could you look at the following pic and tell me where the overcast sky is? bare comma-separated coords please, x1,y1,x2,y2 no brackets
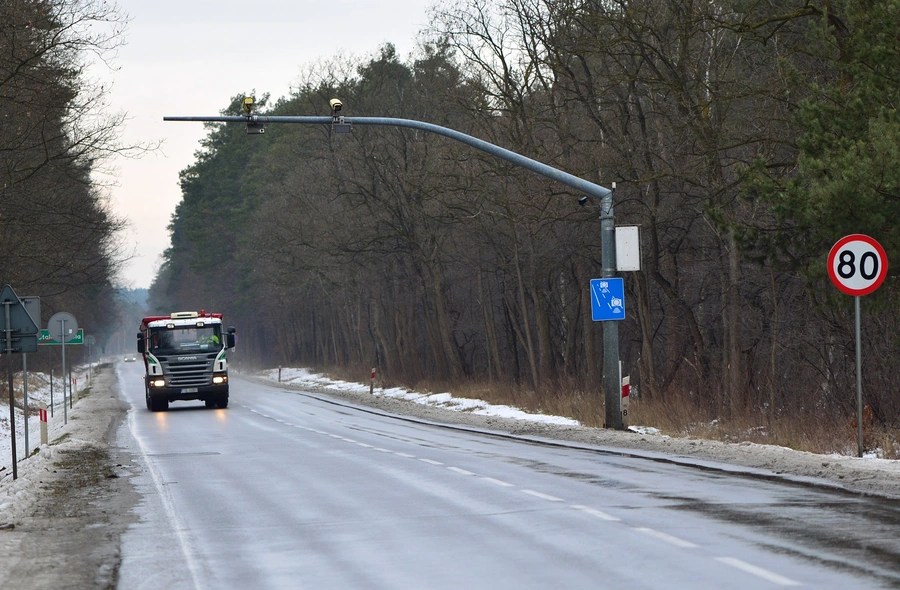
102,0,431,289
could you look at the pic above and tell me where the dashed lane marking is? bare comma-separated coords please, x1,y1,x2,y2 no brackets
635,527,698,549
521,489,564,502
571,505,620,521
715,557,801,587
482,477,515,487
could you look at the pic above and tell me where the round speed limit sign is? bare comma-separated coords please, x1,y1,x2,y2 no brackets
827,234,889,296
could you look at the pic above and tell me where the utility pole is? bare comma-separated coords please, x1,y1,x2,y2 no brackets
165,107,626,428
600,185,622,429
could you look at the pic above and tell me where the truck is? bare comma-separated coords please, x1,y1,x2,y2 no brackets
137,311,236,411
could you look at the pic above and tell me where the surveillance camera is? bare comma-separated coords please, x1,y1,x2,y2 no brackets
578,196,589,206
242,96,255,115
329,98,343,113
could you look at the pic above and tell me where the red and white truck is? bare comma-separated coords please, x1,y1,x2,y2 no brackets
137,311,236,411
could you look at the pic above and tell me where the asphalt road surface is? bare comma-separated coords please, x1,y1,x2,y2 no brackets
115,363,900,589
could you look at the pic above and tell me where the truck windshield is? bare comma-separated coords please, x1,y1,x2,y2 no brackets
149,325,222,355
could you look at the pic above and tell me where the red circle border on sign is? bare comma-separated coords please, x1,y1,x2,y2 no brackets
827,234,889,296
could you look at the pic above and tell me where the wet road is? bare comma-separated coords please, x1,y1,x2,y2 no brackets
115,364,900,589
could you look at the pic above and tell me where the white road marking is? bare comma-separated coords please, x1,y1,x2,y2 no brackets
419,458,444,465
521,489,564,502
127,412,205,590
373,447,392,453
395,452,416,458
635,527,698,548
571,505,621,521
447,467,475,475
716,557,801,587
356,443,373,448
482,477,515,488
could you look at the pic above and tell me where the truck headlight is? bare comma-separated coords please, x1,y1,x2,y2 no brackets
151,379,166,387
212,376,227,384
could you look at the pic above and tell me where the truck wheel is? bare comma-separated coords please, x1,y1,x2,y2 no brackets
145,389,153,411
217,395,229,409
150,397,168,412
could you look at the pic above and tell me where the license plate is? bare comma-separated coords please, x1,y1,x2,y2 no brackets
181,387,198,393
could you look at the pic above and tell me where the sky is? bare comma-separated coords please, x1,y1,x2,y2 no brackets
100,0,432,289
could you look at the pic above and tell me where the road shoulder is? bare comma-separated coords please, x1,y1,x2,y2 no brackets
0,364,138,590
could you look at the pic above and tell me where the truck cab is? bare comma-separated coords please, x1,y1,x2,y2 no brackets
137,311,236,411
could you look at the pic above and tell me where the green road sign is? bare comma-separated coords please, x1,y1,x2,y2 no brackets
38,328,84,345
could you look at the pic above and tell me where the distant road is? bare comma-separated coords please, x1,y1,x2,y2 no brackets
115,364,900,589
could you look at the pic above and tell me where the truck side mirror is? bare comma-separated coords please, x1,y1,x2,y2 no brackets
226,333,236,349
137,332,145,354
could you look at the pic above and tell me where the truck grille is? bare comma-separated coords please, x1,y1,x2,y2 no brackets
158,353,217,387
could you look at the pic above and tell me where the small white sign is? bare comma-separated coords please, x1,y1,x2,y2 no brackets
616,226,641,271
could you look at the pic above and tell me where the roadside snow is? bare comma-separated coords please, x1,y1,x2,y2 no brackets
0,365,96,480
256,367,900,499
263,367,580,425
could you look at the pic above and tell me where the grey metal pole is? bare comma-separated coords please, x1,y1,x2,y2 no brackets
23,353,28,457
61,319,67,425
855,296,863,457
163,115,614,203
5,301,17,479
165,113,622,426
601,185,623,429
49,346,54,418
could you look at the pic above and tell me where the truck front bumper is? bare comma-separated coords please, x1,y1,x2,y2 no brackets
146,376,228,402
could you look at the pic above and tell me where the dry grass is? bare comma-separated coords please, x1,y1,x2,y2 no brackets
314,365,899,458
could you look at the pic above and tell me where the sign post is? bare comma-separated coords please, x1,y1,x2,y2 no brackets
827,234,889,457
20,296,39,458
47,312,79,425
0,285,40,479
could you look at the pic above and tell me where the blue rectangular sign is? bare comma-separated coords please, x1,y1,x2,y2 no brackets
590,278,625,321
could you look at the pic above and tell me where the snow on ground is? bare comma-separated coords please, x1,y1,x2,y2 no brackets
4,363,897,501
262,367,581,425
257,367,900,499
0,364,97,478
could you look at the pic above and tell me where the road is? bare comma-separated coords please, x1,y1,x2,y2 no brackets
114,362,900,589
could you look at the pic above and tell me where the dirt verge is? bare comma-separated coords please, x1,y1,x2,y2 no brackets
0,364,138,590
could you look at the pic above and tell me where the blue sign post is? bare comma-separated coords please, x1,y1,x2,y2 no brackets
590,278,625,321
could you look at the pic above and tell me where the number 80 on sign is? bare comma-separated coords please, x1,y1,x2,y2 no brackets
827,234,889,296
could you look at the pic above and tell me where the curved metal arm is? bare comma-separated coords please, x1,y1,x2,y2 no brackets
163,115,612,200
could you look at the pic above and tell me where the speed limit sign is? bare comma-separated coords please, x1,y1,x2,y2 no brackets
827,234,888,296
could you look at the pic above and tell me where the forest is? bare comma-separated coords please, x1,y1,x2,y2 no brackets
0,0,130,369
147,0,899,453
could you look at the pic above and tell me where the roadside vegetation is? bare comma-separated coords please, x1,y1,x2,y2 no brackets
141,0,896,458
0,0,137,371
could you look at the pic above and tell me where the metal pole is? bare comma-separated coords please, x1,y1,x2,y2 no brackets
61,319,67,425
165,113,622,425
5,301,17,479
855,296,863,457
49,346,54,418
164,115,614,203
23,352,28,457
601,185,622,429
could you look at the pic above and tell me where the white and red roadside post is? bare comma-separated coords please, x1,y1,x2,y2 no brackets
618,360,630,428
827,234,889,457
39,402,48,446
370,368,376,395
